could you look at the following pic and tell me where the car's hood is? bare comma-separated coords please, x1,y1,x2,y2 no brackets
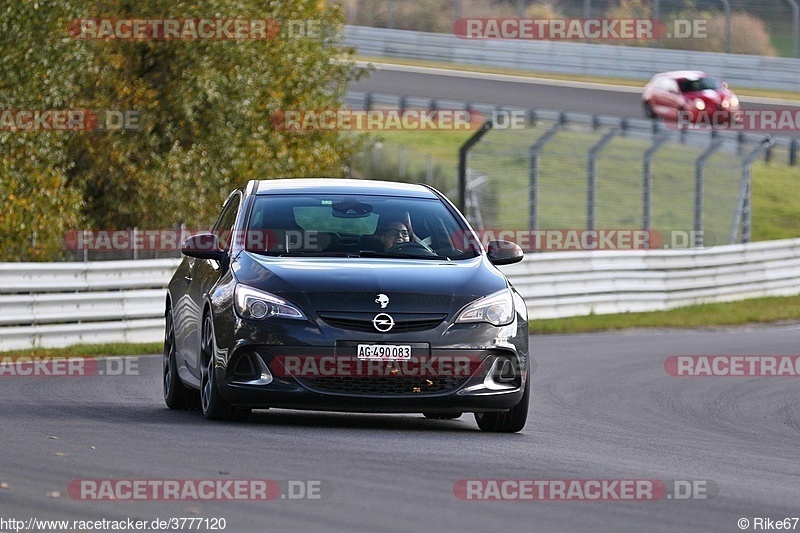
683,88,733,106
232,252,508,314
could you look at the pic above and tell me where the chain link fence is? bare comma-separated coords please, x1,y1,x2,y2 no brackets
345,94,786,250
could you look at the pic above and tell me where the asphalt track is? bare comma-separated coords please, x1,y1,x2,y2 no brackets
1,325,798,532
350,63,800,117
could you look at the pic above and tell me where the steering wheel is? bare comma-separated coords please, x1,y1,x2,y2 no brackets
385,242,437,256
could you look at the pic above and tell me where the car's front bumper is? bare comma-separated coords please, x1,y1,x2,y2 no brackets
214,345,528,413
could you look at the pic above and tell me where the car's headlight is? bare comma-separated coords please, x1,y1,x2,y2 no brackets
455,289,514,326
234,284,305,320
694,99,706,111
730,95,739,107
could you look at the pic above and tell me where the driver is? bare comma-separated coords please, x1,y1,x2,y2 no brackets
377,220,410,251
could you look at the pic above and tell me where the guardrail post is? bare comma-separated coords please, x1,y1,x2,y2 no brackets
643,133,670,236
527,109,537,127
587,129,621,232
457,121,493,213
731,137,773,244
528,122,565,233
364,93,372,112
790,138,798,166
694,140,723,247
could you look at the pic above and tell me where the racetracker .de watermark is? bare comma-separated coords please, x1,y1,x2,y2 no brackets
271,109,485,131
68,18,325,40
0,357,139,377
453,18,707,40
0,110,138,131
272,355,484,378
665,355,800,377
672,109,800,131
461,230,712,251
68,479,331,500
453,479,718,500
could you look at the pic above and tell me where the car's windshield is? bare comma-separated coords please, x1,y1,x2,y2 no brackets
678,77,720,92
244,193,481,260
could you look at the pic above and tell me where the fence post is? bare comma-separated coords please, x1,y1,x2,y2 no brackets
731,137,774,244
643,133,670,236
785,0,799,58
398,146,406,179
528,122,564,233
694,139,723,247
720,0,731,53
425,154,433,185
457,121,493,213
587,129,621,232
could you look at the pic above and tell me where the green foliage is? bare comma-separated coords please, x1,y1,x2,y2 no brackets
1,0,365,260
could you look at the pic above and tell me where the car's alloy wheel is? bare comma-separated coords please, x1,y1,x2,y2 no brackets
474,377,529,433
200,313,250,422
163,309,199,409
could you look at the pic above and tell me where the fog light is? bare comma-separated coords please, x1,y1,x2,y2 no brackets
496,359,516,383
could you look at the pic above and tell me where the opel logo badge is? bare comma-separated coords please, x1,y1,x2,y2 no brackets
372,313,394,332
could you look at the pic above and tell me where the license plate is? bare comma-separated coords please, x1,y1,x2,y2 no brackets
357,344,411,360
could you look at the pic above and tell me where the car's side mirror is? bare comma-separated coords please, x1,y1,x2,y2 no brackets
181,233,227,262
486,240,524,266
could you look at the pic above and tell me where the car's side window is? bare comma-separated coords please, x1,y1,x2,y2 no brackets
213,193,241,251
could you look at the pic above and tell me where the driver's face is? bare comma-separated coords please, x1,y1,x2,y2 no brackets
380,222,410,250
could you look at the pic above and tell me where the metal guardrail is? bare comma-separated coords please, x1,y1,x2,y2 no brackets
0,260,179,351
502,238,800,319
3,240,800,350
344,25,800,92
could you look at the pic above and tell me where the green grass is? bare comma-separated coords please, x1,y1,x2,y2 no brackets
0,343,162,358
356,56,800,102
530,294,800,334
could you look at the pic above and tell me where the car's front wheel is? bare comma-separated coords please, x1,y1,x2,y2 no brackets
200,313,251,422
474,377,529,433
163,308,199,410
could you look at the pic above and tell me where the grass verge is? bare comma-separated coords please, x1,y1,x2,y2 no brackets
0,343,162,359
530,294,800,334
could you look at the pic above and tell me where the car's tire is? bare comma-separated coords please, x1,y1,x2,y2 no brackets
474,377,529,433
643,101,656,119
163,308,200,410
423,412,463,420
200,313,251,422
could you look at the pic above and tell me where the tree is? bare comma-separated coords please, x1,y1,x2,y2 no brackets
0,0,365,261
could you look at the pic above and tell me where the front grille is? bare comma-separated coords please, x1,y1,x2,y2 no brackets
297,376,468,395
317,312,447,333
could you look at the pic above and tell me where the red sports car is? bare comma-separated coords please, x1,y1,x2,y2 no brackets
642,70,741,124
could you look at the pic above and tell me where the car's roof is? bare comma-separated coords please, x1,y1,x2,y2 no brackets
654,70,708,81
254,178,439,198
